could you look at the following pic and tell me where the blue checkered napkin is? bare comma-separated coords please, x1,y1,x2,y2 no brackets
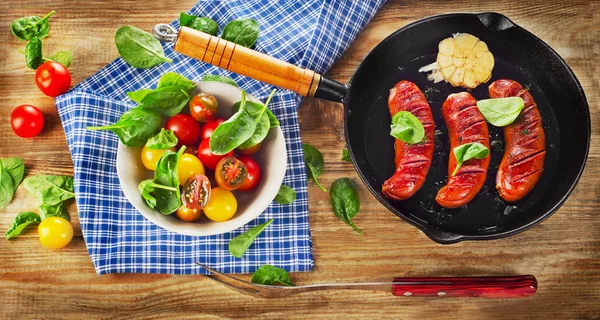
55,0,384,275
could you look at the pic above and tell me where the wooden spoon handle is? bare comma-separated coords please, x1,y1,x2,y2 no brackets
174,26,322,97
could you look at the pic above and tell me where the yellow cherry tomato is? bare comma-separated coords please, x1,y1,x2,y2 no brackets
178,153,205,186
203,187,237,222
141,145,175,170
38,217,73,249
176,206,203,222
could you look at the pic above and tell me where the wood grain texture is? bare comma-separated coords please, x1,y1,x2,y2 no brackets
1,0,599,319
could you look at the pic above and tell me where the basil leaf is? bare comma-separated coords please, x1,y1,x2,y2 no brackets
157,72,197,93
115,26,172,69
452,142,490,176
0,161,15,210
39,202,69,221
87,107,162,147
5,212,40,240
1,158,25,188
274,185,296,205
179,12,218,36
222,18,260,48
210,91,258,155
138,179,157,208
46,50,73,68
330,178,363,235
342,149,351,162
127,89,153,103
251,265,294,286
202,74,238,87
146,129,178,149
477,97,525,127
154,147,186,214
139,87,191,117
25,37,43,70
390,111,424,144
10,11,54,41
302,143,327,192
228,219,273,258
23,175,74,206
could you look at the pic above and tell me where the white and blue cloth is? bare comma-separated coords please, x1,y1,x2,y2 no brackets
55,0,385,275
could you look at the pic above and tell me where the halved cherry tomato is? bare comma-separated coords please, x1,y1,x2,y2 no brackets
181,174,211,210
35,61,71,97
237,142,262,156
165,114,201,146
237,156,261,191
200,118,225,140
197,138,233,170
141,145,175,170
11,104,44,138
204,187,237,222
178,154,205,186
38,216,73,249
190,93,219,122
176,206,202,222
215,157,248,191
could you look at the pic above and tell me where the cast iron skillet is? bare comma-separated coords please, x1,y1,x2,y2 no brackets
162,12,590,244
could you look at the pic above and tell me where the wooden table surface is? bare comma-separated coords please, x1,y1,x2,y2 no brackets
1,0,599,319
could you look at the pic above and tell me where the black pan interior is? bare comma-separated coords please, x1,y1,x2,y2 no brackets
345,13,590,243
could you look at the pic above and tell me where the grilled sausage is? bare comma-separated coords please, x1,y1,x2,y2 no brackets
489,79,546,202
382,81,435,200
436,92,490,208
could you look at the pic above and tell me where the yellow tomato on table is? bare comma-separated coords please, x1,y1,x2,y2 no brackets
141,145,175,171
38,217,73,249
203,187,237,222
178,154,205,185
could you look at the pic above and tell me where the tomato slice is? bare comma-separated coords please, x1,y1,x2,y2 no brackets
215,157,248,191
181,174,211,210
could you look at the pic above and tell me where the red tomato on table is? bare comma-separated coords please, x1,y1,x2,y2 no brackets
165,114,201,146
11,104,44,138
35,61,71,97
237,155,262,191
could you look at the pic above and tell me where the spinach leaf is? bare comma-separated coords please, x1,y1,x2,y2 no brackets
10,11,54,41
146,129,178,149
274,185,296,205
228,219,274,258
302,143,327,192
127,89,153,103
233,101,279,128
342,148,351,162
251,265,294,286
46,50,73,68
222,18,260,48
138,179,177,209
390,111,424,144
23,175,75,206
87,107,162,147
477,97,525,127
39,202,69,221
452,142,490,176
25,37,43,70
115,26,173,69
238,90,275,149
0,161,15,210
157,72,197,93
154,147,186,214
5,212,41,240
210,91,258,155
202,74,238,87
139,87,191,117
1,158,25,188
330,178,363,235
179,12,219,36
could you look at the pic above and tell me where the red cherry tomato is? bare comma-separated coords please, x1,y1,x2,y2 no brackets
165,114,201,146
190,93,219,122
237,142,262,156
197,138,233,170
215,157,248,191
35,61,71,97
181,174,211,210
200,118,225,140
11,105,44,138
237,156,262,191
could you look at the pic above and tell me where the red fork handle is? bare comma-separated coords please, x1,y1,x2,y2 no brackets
392,275,537,298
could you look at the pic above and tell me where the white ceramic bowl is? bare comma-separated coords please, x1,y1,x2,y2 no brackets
117,82,287,236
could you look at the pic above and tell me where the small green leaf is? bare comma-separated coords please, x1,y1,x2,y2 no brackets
179,13,219,36
1,158,25,188
228,219,273,258
139,87,191,117
10,11,55,41
0,161,15,211
341,148,351,162
302,143,327,192
39,202,70,221
251,265,294,286
25,37,43,70
390,111,425,144
115,25,172,69
477,97,525,127
330,178,363,235
274,185,296,205
127,89,153,103
452,142,490,176
146,129,178,149
154,147,186,214
210,91,258,155
157,72,197,93
87,107,162,147
23,175,75,206
46,50,73,68
5,212,40,240
222,18,260,48
202,74,238,87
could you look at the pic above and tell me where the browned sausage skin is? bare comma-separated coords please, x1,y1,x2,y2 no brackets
382,81,435,200
489,79,546,202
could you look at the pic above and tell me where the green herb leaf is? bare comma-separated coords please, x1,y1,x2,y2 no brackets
179,12,219,36
228,219,274,258
115,25,173,69
302,143,327,192
23,175,74,206
5,212,40,240
157,72,197,93
127,89,153,103
222,18,260,48
1,158,25,188
87,107,162,147
146,129,178,149
274,185,296,205
0,161,15,210
154,147,186,214
39,202,69,221
10,11,55,41
201,74,238,87
138,179,182,209
452,142,490,176
341,149,351,162
210,91,258,155
139,87,191,117
477,97,525,127
390,111,425,144
330,178,363,235
235,90,276,149
46,50,73,68
251,265,294,286
25,37,43,70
